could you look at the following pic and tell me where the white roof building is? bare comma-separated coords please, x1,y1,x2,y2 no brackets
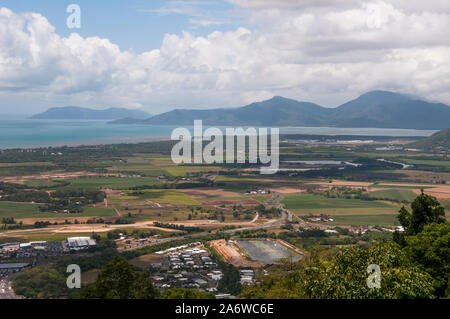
67,237,97,250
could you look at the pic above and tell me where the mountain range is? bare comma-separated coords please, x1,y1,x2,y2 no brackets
110,91,450,130
31,106,150,120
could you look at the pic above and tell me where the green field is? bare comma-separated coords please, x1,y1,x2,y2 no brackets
368,189,417,202
132,189,201,206
109,166,170,177
0,202,116,219
283,194,395,209
0,202,41,219
0,231,109,243
399,158,450,167
62,177,162,190
24,180,64,188
320,214,399,226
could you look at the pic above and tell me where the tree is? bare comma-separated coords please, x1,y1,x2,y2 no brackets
404,222,450,297
12,266,70,299
81,256,158,299
159,288,215,299
240,242,435,299
396,190,445,240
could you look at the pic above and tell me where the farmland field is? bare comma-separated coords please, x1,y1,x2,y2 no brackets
131,189,201,206
368,189,417,202
282,194,399,214
62,177,162,190
0,202,116,219
318,214,399,226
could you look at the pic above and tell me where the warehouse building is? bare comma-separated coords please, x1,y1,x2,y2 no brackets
67,237,97,250
0,263,29,274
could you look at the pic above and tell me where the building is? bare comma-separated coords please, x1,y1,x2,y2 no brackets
0,263,29,274
67,237,97,250
0,243,20,252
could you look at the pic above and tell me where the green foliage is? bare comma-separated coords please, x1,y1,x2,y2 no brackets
405,222,450,297
396,190,446,240
159,288,215,299
153,222,203,233
81,256,158,299
12,266,70,299
1,216,16,224
240,242,435,299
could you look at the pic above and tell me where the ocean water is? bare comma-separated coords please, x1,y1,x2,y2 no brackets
0,119,437,149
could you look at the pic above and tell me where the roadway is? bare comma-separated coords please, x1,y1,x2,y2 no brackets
0,277,22,299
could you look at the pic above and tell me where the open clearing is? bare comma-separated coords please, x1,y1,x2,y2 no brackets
269,187,304,194
0,202,116,220
210,239,265,268
368,189,417,202
134,189,201,206
319,214,399,226
0,222,180,242
177,188,243,199
236,239,303,263
282,194,398,213
0,171,105,184
129,253,164,268
415,185,450,199
62,177,162,190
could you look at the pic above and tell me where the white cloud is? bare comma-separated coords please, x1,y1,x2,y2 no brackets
1,1,450,114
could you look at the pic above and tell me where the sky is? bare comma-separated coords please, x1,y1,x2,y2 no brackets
1,0,450,115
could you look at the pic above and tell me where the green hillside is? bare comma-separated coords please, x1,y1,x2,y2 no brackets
410,128,450,149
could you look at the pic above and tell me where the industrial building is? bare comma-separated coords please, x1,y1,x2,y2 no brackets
67,237,97,250
0,263,29,274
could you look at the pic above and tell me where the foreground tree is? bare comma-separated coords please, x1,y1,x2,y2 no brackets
305,242,434,299
397,190,446,236
12,266,70,299
81,256,158,299
404,222,450,297
159,288,215,299
240,243,435,299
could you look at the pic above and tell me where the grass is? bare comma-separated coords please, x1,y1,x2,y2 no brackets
108,167,169,177
399,158,450,168
368,189,417,202
251,195,271,203
369,184,432,189
0,231,108,243
24,180,64,188
163,166,187,177
62,177,162,190
133,189,201,206
319,214,399,226
283,194,396,210
0,202,116,219
0,202,41,219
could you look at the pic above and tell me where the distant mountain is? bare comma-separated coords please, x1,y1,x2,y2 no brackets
31,106,150,120
409,128,450,149
328,91,450,129
136,97,329,126
109,91,450,130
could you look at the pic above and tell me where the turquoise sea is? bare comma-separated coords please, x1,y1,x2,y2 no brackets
0,118,437,149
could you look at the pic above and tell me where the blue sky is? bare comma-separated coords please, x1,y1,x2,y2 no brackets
0,0,243,52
